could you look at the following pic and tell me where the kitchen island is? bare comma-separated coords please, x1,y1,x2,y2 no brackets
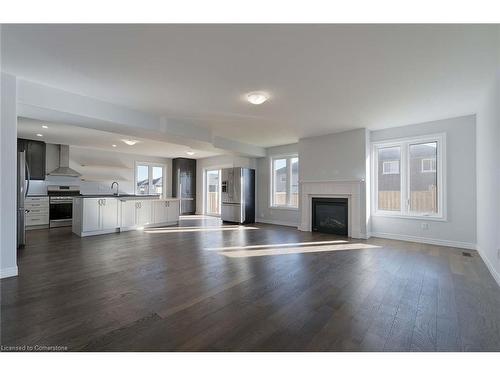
72,195,182,237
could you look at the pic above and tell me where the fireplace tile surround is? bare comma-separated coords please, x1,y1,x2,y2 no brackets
298,179,368,239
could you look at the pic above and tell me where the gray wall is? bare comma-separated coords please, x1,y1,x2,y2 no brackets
299,128,368,182
1,73,18,278
370,115,477,248
477,73,500,283
256,143,299,226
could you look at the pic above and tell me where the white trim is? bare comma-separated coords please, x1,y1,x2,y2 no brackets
371,132,446,220
382,160,400,175
256,218,298,227
370,232,476,250
476,247,500,287
421,158,436,173
0,266,19,279
371,212,448,222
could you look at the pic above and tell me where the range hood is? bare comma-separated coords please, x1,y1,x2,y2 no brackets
48,145,81,177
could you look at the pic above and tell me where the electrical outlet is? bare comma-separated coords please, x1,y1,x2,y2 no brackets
421,222,430,230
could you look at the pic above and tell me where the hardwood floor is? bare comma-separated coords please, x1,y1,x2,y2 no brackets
1,216,500,351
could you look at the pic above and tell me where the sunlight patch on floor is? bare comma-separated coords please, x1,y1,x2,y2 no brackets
217,243,381,258
144,225,257,234
179,215,220,220
205,240,349,251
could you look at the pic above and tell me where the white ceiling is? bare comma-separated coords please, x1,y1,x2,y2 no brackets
17,117,221,159
3,24,499,147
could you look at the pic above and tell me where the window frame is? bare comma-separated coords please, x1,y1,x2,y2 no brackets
269,154,299,210
421,158,437,173
382,160,400,175
134,161,166,198
371,133,446,221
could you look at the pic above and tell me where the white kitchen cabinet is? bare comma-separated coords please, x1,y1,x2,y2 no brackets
25,196,49,228
153,200,168,223
82,198,101,232
136,200,152,226
100,198,118,229
166,200,180,222
120,200,137,227
153,200,180,224
74,197,119,236
75,197,180,237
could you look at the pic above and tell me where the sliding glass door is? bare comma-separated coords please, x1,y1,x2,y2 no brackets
205,169,221,216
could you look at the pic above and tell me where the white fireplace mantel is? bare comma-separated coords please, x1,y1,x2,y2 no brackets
298,179,367,239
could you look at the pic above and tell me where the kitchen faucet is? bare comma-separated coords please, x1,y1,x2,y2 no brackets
111,181,119,196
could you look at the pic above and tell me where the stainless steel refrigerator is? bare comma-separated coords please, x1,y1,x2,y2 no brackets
17,151,30,247
221,167,255,224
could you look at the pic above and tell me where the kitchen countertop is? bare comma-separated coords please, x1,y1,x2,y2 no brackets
74,195,193,201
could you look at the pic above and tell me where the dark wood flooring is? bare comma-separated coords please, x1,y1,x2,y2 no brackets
1,216,500,351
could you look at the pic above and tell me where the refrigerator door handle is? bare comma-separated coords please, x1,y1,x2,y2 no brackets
25,162,31,197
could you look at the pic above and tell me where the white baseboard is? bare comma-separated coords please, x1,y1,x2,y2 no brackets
256,218,298,228
370,232,477,250
476,246,500,287
0,266,18,279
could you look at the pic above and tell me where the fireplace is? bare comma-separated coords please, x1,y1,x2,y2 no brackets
312,197,348,236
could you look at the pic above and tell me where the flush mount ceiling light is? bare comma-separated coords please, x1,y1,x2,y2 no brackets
121,139,139,146
36,133,43,137
112,144,117,148
246,91,269,105
42,125,48,129
186,151,195,156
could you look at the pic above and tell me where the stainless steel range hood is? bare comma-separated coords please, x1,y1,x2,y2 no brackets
48,145,81,177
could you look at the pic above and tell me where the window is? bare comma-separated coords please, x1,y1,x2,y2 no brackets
205,169,221,216
382,160,400,175
271,155,299,208
421,158,436,173
135,162,165,197
372,134,445,219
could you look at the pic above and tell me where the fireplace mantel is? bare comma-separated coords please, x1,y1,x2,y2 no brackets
298,179,367,239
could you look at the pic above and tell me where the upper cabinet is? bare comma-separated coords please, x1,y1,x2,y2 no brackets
172,158,196,215
17,138,46,180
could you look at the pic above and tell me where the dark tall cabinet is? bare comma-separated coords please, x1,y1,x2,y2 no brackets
17,138,46,180
172,158,196,215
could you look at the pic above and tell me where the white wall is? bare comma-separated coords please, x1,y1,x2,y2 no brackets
1,72,18,278
370,115,477,248
196,154,256,215
476,73,500,284
256,143,300,227
28,145,172,197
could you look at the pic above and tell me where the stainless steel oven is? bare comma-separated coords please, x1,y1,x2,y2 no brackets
48,185,80,228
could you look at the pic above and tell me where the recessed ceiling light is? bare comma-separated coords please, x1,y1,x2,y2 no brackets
42,125,48,129
121,139,139,146
112,144,117,148
186,151,195,156
36,133,43,137
246,91,269,105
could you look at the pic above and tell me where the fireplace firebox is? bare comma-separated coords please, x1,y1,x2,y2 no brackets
311,197,348,236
